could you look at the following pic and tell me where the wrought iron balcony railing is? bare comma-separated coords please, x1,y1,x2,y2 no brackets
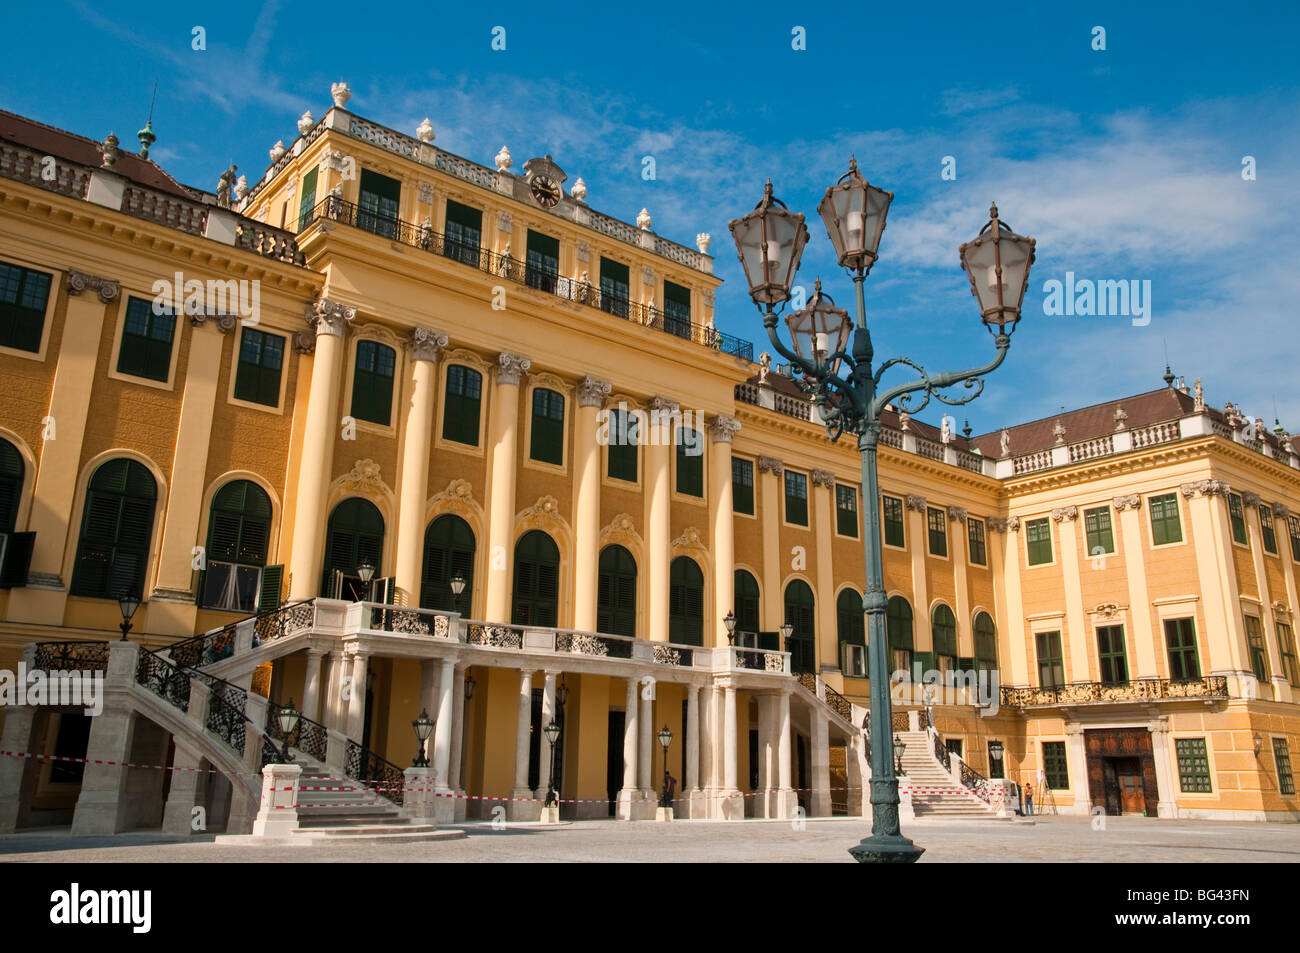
302,196,753,360
1000,676,1230,708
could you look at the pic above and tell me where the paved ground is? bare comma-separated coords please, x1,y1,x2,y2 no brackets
3,815,1300,862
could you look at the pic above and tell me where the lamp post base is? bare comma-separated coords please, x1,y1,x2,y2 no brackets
848,833,924,864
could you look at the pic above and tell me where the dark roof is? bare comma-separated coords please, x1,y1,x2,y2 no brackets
0,109,199,199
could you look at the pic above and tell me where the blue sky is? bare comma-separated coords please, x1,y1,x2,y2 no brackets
4,0,1298,435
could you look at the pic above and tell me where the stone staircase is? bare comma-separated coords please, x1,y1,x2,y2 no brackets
896,730,1000,819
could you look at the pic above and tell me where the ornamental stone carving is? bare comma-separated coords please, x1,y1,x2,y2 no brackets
999,428,1011,457
269,140,286,162
100,132,121,168
702,289,715,308
946,506,968,523
576,241,590,263
340,459,386,494
988,517,1020,533
1241,491,1261,507
601,513,639,537
1053,420,1067,445
1051,506,1078,523
298,111,315,135
642,266,655,287
494,146,512,172
191,313,237,333
498,212,513,233
1193,378,1205,412
293,329,316,355
898,411,911,432
904,494,927,512
1181,480,1230,499
1272,502,1291,519
521,495,561,520
637,208,652,230
410,327,449,363
707,414,742,443
1112,494,1142,511
66,269,119,302
672,527,704,550
811,469,835,489
1094,603,1122,619
495,351,531,385
648,396,680,416
1113,405,1128,431
577,376,612,408
417,183,433,204
757,456,783,476
331,81,351,107
310,298,357,336
431,478,475,505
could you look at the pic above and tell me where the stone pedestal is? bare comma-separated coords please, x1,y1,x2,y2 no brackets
717,789,744,820
655,807,674,822
540,805,561,824
161,742,207,835
251,763,303,838
402,766,436,824
0,704,38,833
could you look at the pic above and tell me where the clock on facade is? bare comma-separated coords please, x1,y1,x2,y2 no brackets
530,175,562,208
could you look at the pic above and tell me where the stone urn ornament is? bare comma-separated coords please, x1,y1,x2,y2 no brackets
416,118,435,143
637,208,652,230
495,146,512,172
696,233,711,253
269,140,286,162
571,177,587,201
331,82,351,108
297,111,314,135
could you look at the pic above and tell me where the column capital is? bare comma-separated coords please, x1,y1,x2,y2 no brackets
1272,502,1291,519
66,268,119,302
947,505,969,523
1240,490,1262,507
904,494,927,512
495,351,531,385
1050,505,1078,523
756,455,783,476
810,469,835,489
1180,479,1231,499
410,327,449,362
707,413,742,443
309,297,356,336
648,395,680,416
1112,494,1142,511
577,375,612,408
988,516,1020,533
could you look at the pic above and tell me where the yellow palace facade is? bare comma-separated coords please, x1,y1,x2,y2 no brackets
1,89,1299,834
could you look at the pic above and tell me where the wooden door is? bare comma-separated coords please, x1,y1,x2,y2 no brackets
1118,758,1145,814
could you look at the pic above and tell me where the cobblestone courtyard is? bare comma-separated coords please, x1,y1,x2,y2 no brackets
2,815,1298,863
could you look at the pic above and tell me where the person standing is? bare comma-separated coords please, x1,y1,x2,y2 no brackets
1024,780,1035,816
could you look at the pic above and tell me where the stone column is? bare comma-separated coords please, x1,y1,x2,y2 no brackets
776,689,796,818
449,665,468,821
757,693,773,815
346,652,369,741
1184,484,1248,677
510,668,536,819
758,458,784,631
573,377,611,632
638,679,654,799
685,683,701,811
812,470,837,669
288,299,356,600
321,650,346,732
811,710,831,818
432,659,456,787
1148,719,1178,818
1242,495,1283,694
949,507,972,690
1114,496,1158,677
645,397,676,642
484,352,531,622
990,518,1028,686
0,702,38,833
617,676,640,819
394,328,448,606
301,649,324,724
419,660,438,723
699,682,717,811
905,495,931,687
1065,724,1090,815
537,671,558,799
1054,507,1089,683
720,679,741,818
708,415,741,644
161,741,207,835
70,641,140,835
8,271,117,624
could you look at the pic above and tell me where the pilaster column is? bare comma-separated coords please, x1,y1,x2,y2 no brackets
905,496,930,671
757,693,773,813
1183,483,1248,676
685,683,700,793
432,659,456,788
811,710,831,818
638,679,654,793
288,299,356,599
301,649,323,724
537,671,558,797
1114,495,1158,677
1148,718,1178,818
617,676,640,819
1242,495,1283,690
949,507,972,670
485,352,531,622
708,415,741,645
573,377,611,631
812,470,836,669
757,457,784,631
346,651,369,740
776,689,794,818
511,668,535,799
8,271,117,624
449,665,467,792
1065,723,1090,814
1053,506,1088,683
720,680,740,818
394,328,448,606
646,397,677,642
990,518,1028,686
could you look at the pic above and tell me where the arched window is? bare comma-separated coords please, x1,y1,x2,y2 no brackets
70,459,157,599
421,515,475,611
530,388,565,466
887,596,914,679
351,340,396,426
784,579,816,674
932,604,957,674
597,545,637,637
837,588,866,677
322,498,384,600
669,556,704,645
513,530,559,627
200,480,279,612
734,569,760,634
974,612,998,678
0,437,23,533
442,365,482,446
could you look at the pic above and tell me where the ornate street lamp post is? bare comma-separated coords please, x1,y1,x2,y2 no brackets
117,592,141,641
276,698,301,764
543,721,561,807
657,724,674,808
356,562,375,602
723,611,737,646
729,160,1035,864
450,574,467,614
412,708,435,767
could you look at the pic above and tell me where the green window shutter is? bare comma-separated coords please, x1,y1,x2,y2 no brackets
258,564,284,611
1149,493,1182,545
932,604,957,659
512,531,559,627
1176,738,1212,792
836,589,865,650
70,459,157,599
967,518,987,564
529,388,565,465
1042,742,1069,789
676,430,703,496
882,495,905,547
442,365,482,446
1246,616,1269,681
351,340,396,426
1026,517,1052,564
1260,506,1277,553
1164,617,1201,680
298,167,318,230
1228,494,1248,545
233,328,285,407
0,261,52,353
607,410,638,481
444,200,483,264
321,499,385,592
732,458,754,514
598,546,637,637
669,557,704,645
0,437,25,533
1097,625,1129,684
664,281,691,337
525,230,560,292
1036,631,1064,688
974,613,998,675
927,507,948,557
420,514,475,610
358,170,401,237
734,570,760,633
117,297,176,382
599,257,630,317
0,531,35,588
1084,506,1114,555
836,485,858,537
785,471,808,525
